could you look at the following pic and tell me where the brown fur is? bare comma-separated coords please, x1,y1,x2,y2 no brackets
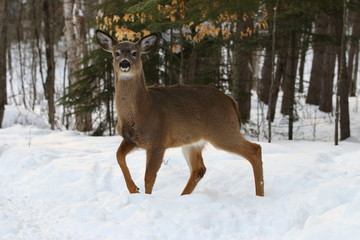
96,30,264,196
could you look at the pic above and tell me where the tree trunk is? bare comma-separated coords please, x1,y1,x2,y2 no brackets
287,25,298,140
64,0,92,131
267,0,279,142
336,6,350,140
306,11,328,105
232,13,253,122
74,0,92,131
64,0,79,129
43,0,56,129
7,44,17,105
187,49,197,84
252,49,261,91
0,0,8,128
179,27,185,84
319,44,336,112
33,0,45,107
31,38,37,110
339,66,350,140
166,28,176,85
348,10,360,96
280,32,298,117
351,47,359,96
267,47,287,122
298,32,310,93
17,2,26,108
62,52,69,129
259,46,272,104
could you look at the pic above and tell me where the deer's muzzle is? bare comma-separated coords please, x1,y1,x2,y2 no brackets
120,60,130,72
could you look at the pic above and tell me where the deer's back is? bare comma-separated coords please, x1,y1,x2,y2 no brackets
147,84,241,147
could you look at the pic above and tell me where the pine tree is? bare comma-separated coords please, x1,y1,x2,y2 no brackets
59,49,115,136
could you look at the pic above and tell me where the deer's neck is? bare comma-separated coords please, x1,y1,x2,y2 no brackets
115,71,149,123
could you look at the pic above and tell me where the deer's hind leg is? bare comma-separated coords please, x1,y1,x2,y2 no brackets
210,134,264,197
181,144,206,195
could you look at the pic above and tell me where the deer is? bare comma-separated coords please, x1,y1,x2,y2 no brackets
95,29,264,197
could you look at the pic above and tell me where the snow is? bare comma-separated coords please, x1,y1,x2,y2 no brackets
1,123,360,239
2,50,360,239
1,105,49,129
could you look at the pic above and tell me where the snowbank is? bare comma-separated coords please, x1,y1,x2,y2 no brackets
2,105,49,129
1,125,360,239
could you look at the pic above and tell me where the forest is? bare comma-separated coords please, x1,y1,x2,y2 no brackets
0,0,359,143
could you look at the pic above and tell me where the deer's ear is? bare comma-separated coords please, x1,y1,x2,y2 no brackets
137,33,158,54
95,30,117,52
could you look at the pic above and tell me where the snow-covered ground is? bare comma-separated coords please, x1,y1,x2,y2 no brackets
1,112,360,239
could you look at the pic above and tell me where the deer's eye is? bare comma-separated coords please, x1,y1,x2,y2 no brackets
115,52,120,57
132,51,137,57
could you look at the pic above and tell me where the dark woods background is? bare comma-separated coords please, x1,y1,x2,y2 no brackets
0,0,359,142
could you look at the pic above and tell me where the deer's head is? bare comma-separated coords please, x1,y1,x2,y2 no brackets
96,30,158,80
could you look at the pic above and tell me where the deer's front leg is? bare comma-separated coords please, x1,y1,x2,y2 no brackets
144,148,165,194
116,139,139,193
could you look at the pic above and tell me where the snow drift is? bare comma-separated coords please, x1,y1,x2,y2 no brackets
1,125,360,240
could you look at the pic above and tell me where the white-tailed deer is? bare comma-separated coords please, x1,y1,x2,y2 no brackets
95,30,264,196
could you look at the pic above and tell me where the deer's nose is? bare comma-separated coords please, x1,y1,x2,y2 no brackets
120,60,130,71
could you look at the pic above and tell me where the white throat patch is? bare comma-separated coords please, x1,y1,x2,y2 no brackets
119,72,134,81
